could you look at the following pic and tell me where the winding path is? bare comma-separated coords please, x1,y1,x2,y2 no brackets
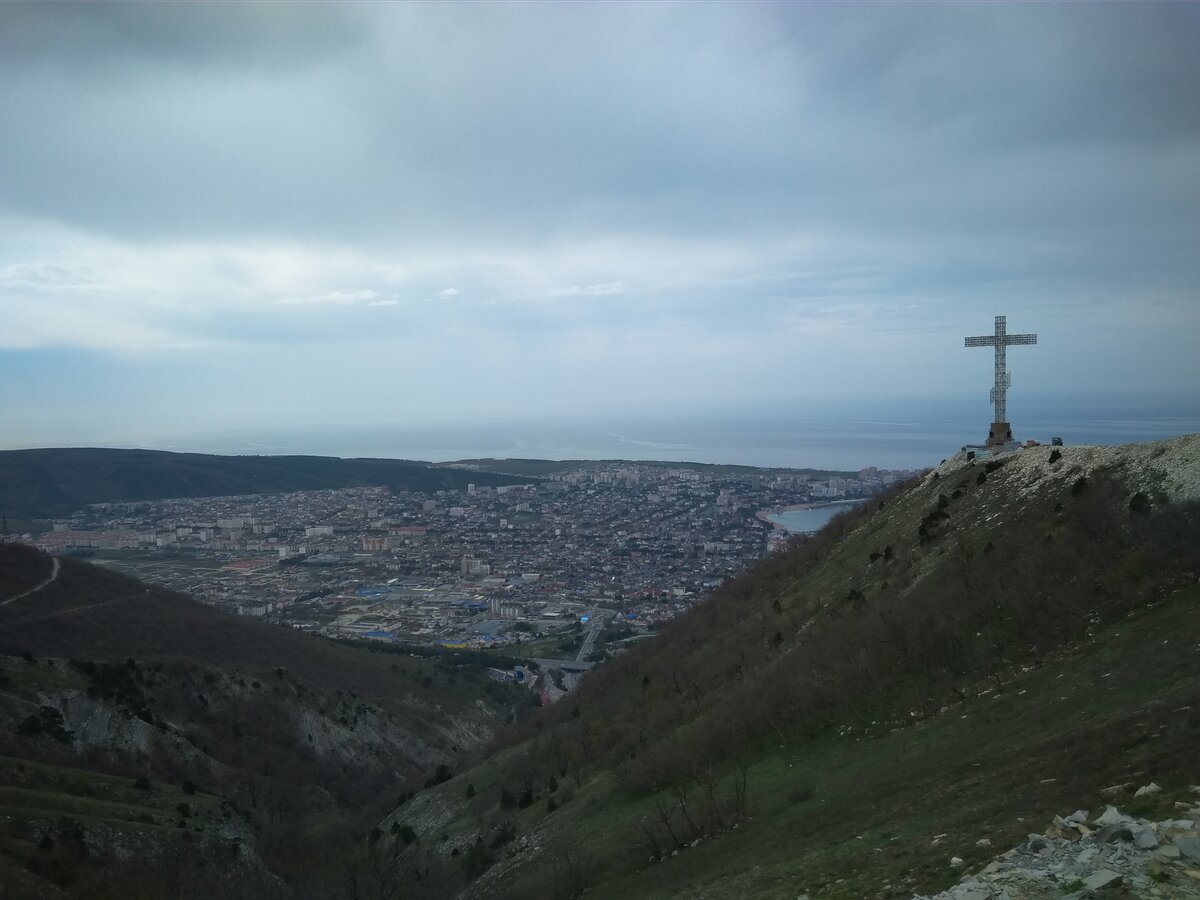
1,556,60,607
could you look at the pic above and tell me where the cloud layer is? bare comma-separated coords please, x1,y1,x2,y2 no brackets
1,2,1197,448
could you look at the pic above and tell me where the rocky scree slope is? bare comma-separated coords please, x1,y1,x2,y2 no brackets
920,784,1200,899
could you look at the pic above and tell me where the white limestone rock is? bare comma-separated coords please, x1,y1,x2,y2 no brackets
1082,868,1123,892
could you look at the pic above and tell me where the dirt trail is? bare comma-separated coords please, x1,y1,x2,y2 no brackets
0,556,60,607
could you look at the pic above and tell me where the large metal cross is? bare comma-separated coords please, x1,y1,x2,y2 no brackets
964,315,1037,426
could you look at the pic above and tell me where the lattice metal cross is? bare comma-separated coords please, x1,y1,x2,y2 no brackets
964,315,1037,425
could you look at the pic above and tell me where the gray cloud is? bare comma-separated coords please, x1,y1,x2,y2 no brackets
0,2,1197,445
3,3,1196,251
0,2,367,69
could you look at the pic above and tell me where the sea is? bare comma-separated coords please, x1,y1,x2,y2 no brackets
174,391,1200,474
765,501,865,534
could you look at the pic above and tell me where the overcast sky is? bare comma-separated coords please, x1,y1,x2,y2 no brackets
1,2,1197,451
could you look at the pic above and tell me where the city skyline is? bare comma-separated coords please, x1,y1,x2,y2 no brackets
2,3,1198,450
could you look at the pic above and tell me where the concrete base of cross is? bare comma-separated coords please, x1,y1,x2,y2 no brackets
986,421,1014,448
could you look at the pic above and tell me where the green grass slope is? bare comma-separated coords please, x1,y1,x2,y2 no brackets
0,754,260,900
0,447,540,518
370,435,1200,900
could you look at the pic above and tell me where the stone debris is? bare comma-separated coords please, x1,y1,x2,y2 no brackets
1082,868,1122,891
1134,829,1159,850
930,434,1200,506
1178,837,1200,862
1095,806,1126,827
914,802,1200,899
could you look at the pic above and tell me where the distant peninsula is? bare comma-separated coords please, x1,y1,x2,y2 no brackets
0,448,541,519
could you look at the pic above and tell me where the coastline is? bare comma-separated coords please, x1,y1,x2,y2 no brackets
756,498,864,531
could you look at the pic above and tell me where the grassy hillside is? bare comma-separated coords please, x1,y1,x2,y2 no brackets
0,448,540,518
0,544,529,897
369,435,1200,899
0,753,262,900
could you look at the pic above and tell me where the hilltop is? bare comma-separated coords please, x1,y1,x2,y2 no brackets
0,544,529,897
0,448,540,520
365,434,1200,899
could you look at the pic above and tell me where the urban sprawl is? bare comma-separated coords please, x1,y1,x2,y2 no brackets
29,462,914,694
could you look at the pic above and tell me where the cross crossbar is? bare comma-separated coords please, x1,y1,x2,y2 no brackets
965,334,1037,347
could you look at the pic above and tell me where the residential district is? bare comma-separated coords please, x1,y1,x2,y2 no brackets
26,461,914,696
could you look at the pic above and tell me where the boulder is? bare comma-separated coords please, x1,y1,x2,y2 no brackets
1026,833,1052,852
1093,806,1128,827
1134,782,1162,797
1132,826,1159,849
1082,869,1123,892
1175,836,1200,861
949,889,991,900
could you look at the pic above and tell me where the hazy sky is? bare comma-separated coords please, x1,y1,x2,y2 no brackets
1,2,1198,450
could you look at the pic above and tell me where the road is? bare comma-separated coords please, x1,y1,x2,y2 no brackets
529,610,612,692
1,556,60,607
576,620,602,662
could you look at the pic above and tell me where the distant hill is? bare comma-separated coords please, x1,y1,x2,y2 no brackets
0,447,540,519
0,543,528,896
370,434,1200,899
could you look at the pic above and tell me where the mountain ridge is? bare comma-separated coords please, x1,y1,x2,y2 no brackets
370,433,1200,899
0,447,541,519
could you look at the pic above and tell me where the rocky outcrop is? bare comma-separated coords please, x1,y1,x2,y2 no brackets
918,788,1200,899
930,433,1200,505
